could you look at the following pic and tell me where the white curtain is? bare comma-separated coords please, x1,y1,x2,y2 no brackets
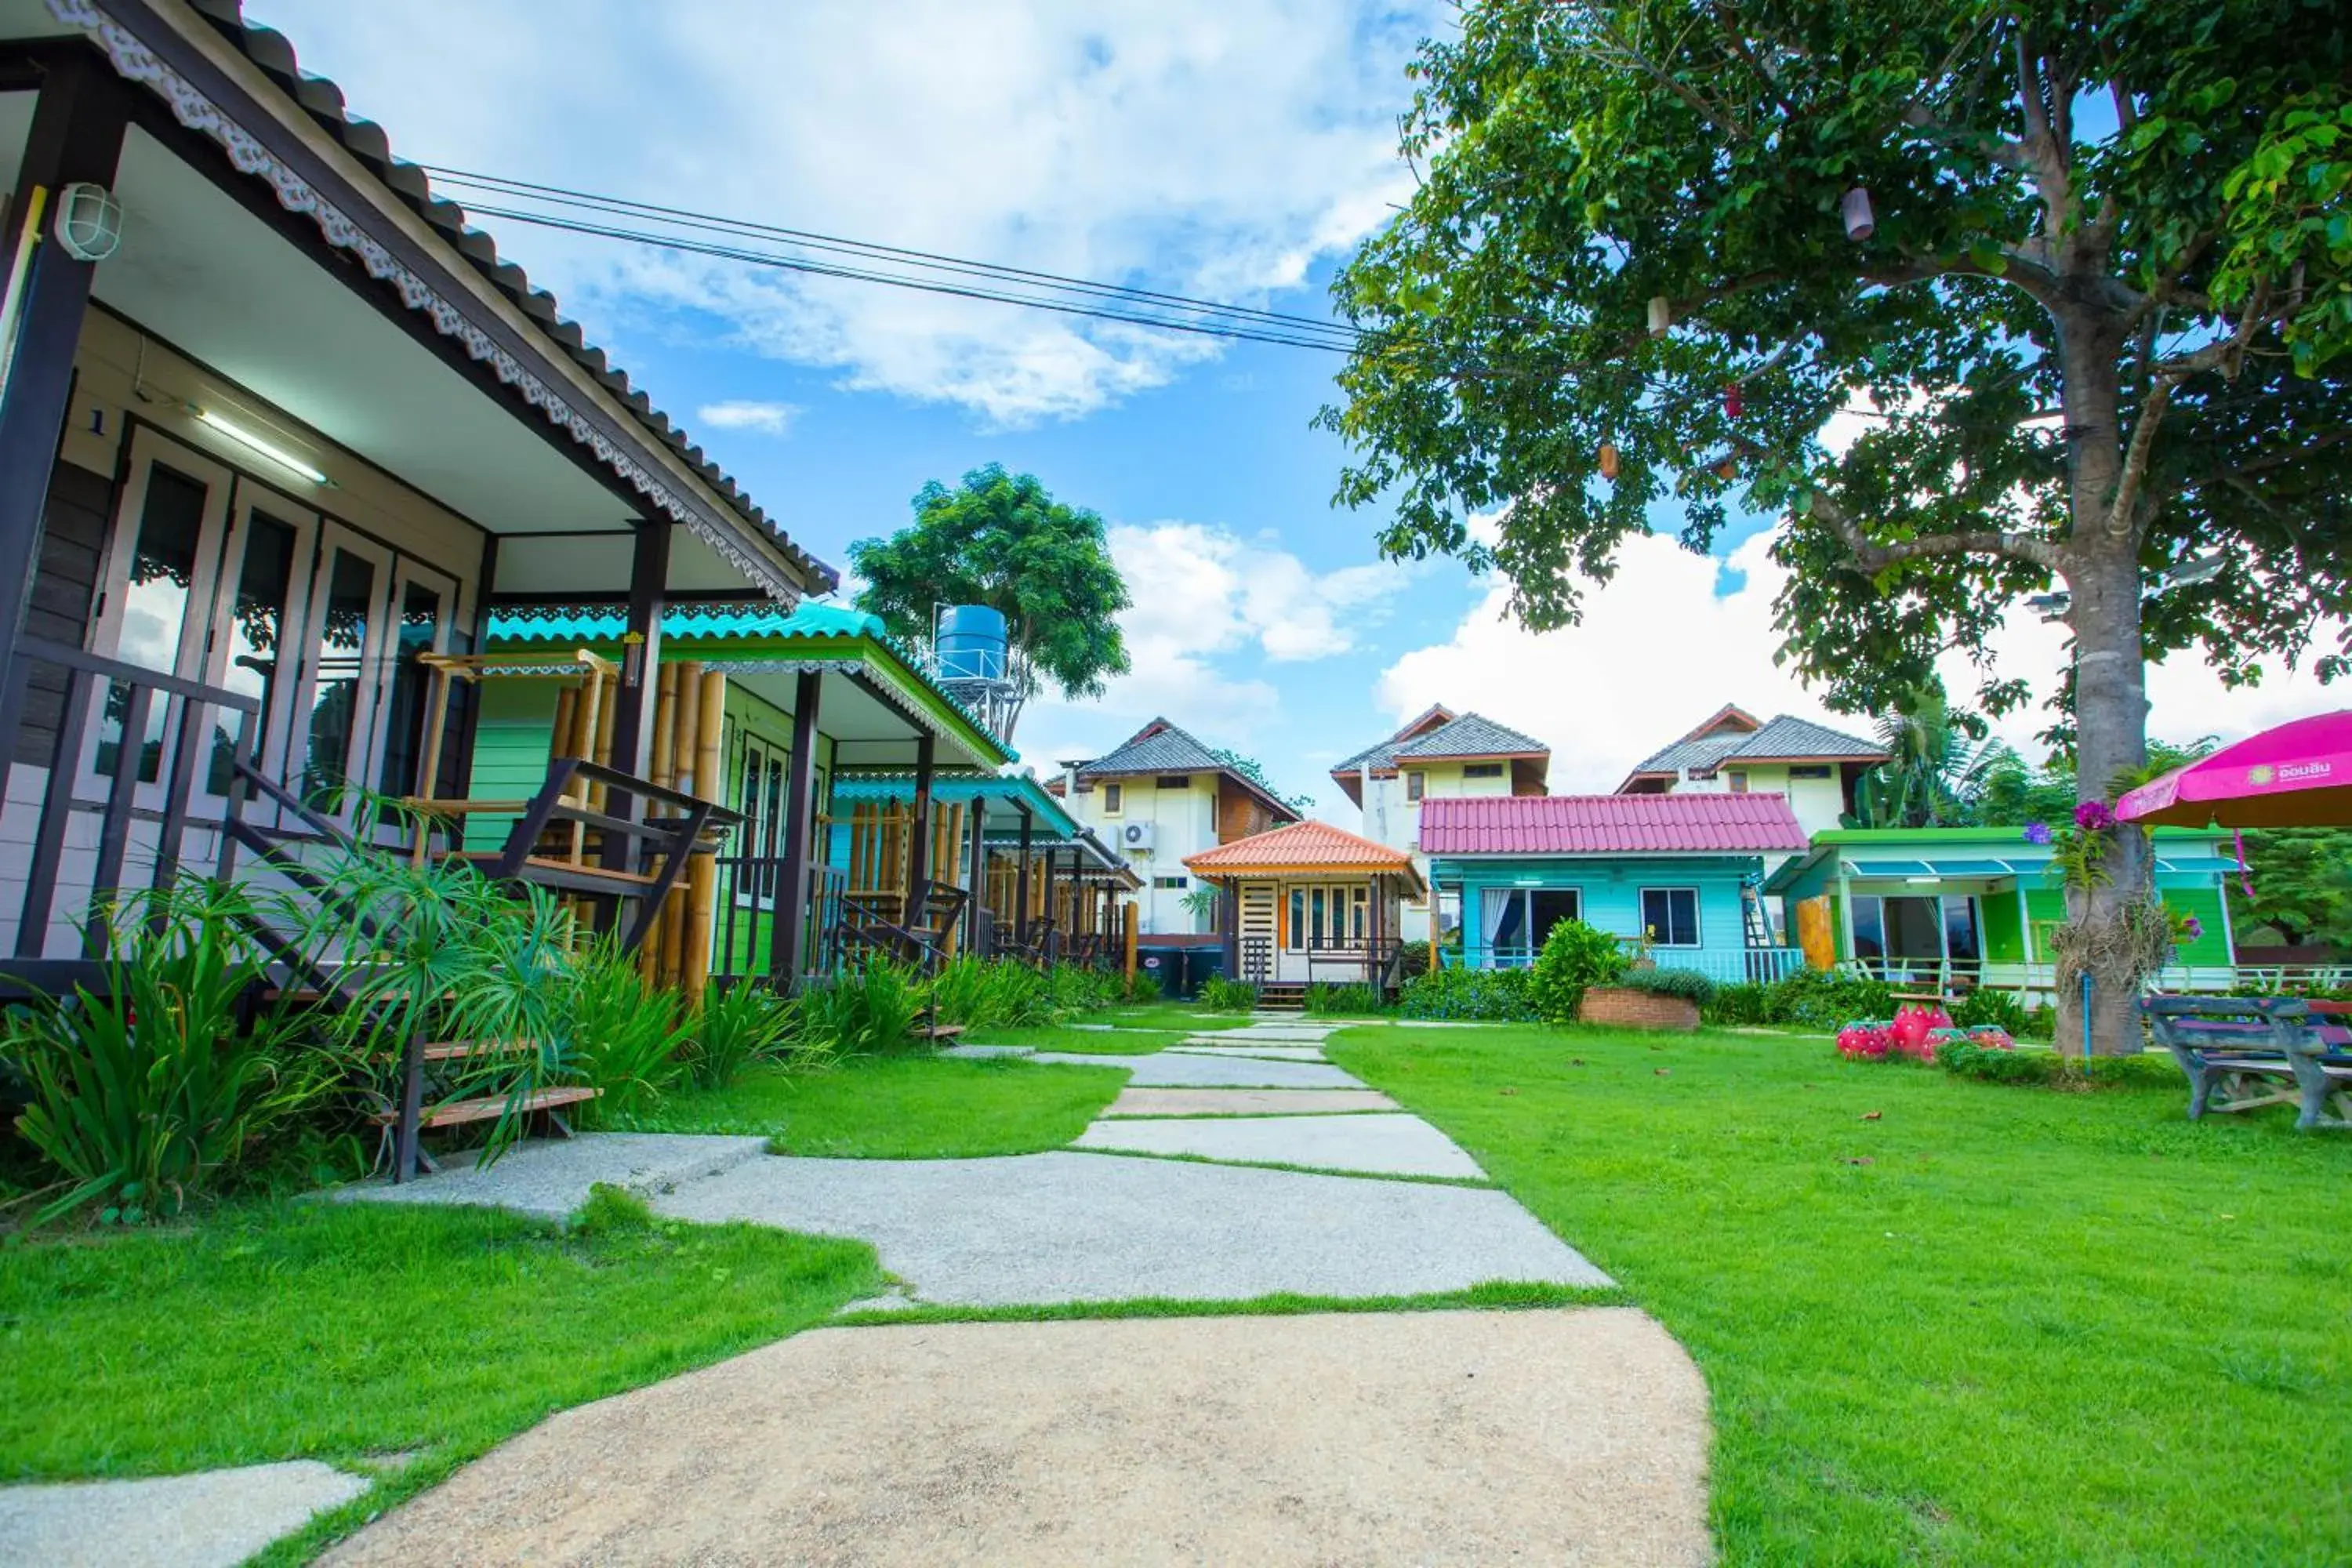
1479,888,1514,956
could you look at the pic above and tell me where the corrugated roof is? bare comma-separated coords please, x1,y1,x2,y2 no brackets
1420,794,1809,855
172,2,835,591
1393,712,1550,762
1185,821,1425,891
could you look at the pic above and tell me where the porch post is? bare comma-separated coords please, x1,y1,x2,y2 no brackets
1370,873,1383,987
1219,880,1239,979
906,731,935,921
608,521,670,779
1041,845,1060,964
0,56,129,764
771,669,822,986
1014,806,1033,948
966,804,987,954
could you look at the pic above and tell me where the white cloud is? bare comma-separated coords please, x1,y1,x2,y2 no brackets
1014,521,1414,780
694,400,801,436
246,0,1436,426
1377,528,2347,792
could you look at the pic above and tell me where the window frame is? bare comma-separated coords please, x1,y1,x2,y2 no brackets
1155,774,1192,789
1102,781,1123,815
1285,881,1370,952
1726,769,1749,794
1461,761,1504,780
1404,769,1425,802
1639,885,1702,948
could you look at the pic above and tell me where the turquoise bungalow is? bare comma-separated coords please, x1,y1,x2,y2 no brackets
1419,795,1809,982
1763,826,2242,997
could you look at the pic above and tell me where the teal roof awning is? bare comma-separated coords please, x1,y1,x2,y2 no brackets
485,601,887,644
1846,855,2024,879
2154,853,2242,876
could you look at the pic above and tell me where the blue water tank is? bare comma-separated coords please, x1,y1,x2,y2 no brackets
936,604,1008,681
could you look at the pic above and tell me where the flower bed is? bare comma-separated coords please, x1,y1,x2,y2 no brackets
1579,984,1701,1030
1835,1003,2017,1064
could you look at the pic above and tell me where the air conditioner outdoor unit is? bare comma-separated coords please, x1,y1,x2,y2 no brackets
1120,821,1156,852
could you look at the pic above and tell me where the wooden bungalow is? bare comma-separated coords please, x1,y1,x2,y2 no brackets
1185,820,1424,1002
0,2,844,1000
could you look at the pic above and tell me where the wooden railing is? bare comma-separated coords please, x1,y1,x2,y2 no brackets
0,637,261,984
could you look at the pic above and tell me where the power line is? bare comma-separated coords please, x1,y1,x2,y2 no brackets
420,164,1366,352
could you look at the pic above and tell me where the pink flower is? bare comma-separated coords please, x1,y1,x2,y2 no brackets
2074,800,2116,833
2182,915,2204,940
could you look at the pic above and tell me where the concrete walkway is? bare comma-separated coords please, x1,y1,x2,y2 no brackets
266,1011,1688,1562
323,1310,1709,1568
0,1461,368,1568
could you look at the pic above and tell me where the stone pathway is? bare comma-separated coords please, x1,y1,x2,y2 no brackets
100,1011,1690,1563
0,1461,368,1568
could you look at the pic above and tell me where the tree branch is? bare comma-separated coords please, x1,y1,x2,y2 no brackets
2110,285,2275,539
1722,434,2065,572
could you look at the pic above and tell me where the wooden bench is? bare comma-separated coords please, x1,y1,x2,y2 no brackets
366,1085,601,1173
2140,995,2352,1132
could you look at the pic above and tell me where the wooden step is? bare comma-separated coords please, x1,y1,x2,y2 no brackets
369,1084,600,1130
419,1040,539,1063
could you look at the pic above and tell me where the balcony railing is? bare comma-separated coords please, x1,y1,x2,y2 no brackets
1481,941,1806,985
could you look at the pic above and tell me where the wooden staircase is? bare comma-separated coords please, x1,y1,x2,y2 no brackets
1257,982,1307,1012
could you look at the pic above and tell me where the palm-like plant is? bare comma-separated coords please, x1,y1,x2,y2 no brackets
1853,684,1998,828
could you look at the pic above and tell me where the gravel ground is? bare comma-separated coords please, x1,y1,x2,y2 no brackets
330,1133,768,1219
1102,1087,1398,1117
0,1461,368,1568
1036,1051,1363,1088
652,1149,1611,1303
322,1309,1708,1568
1075,1112,1487,1180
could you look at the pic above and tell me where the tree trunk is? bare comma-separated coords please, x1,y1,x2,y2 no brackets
2052,318,2153,1058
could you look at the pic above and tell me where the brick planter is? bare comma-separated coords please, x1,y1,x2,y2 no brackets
1577,985,1700,1031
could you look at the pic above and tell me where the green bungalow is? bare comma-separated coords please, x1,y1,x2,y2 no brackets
1764,826,2242,996
453,601,1018,989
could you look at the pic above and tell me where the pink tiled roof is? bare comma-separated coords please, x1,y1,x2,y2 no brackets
1417,793,1809,855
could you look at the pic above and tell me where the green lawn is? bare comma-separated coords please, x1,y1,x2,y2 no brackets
1104,1003,1251,1030
622,1052,1128,1157
0,1194,877,1555
1327,1024,2352,1566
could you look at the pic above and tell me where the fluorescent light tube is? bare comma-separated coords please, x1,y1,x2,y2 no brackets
196,408,328,485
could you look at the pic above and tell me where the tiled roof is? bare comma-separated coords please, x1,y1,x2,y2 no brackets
1333,704,1455,775
1075,719,1226,779
1419,794,1809,855
1394,713,1550,761
1185,821,1426,891
1626,712,1884,779
1332,708,1545,776
169,2,834,591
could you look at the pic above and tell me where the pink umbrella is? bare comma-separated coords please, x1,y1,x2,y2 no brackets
2115,710,2352,828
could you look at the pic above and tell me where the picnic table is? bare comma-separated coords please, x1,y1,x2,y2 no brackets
2140,995,2352,1131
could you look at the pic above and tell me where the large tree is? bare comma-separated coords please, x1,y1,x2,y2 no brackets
1322,1,2352,1053
851,465,1131,732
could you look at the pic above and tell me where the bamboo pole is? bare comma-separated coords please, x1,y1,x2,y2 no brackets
1123,901,1138,981
681,668,724,1006
650,664,681,791
656,664,702,987
551,686,579,761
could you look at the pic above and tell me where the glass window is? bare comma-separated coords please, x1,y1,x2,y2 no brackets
303,549,377,804
99,463,209,782
1639,887,1700,947
1486,887,1530,962
1287,887,1305,949
1944,897,1981,964
1156,774,1190,789
1530,888,1583,949
1850,895,1886,961
374,579,445,815
1462,762,1503,779
1726,770,1749,793
1102,782,1123,815
1789,764,1832,779
1405,771,1425,801
208,509,298,796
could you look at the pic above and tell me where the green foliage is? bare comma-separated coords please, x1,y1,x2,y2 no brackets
794,957,927,1054
848,463,1131,700
1119,969,1163,1004
1937,1039,2062,1085
1322,1,2352,771
562,946,695,1121
1528,919,1629,1022
927,956,1054,1030
1397,966,1538,1022
687,983,813,1091
1702,981,1771,1026
1947,987,2032,1038
1762,968,1896,1032
1196,975,1258,1012
1207,748,1314,815
1616,967,1716,1004
1849,682,1999,828
1304,982,1386,1016
5,884,334,1225
1045,964,1120,1017
2227,827,2352,951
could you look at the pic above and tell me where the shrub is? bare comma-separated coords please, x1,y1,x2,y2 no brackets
1047,964,1121,1017
688,983,810,1089
562,945,695,1120
1939,1038,2060,1084
1120,969,1163,1004
1617,967,1715,1004
1703,980,1771,1026
1948,988,2031,1037
797,956,928,1054
1398,966,1539,1021
1197,975,1257,1011
1305,982,1385,1016
1528,920,1630,1023
5,884,333,1225
1762,968,1894,1030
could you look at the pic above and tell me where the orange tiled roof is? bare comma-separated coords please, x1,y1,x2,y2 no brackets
1184,820,1426,891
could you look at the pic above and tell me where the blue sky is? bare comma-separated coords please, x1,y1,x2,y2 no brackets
247,1,2322,812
